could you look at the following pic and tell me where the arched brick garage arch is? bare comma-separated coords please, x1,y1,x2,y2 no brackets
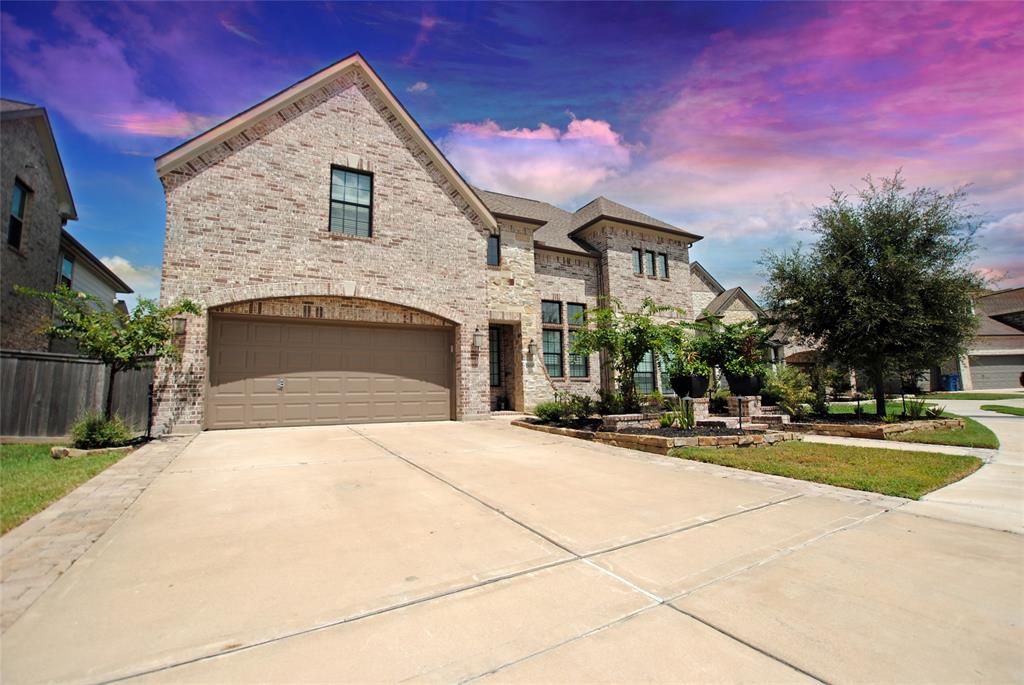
153,281,471,435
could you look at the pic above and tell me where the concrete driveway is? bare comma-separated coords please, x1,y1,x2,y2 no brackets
2,420,1022,684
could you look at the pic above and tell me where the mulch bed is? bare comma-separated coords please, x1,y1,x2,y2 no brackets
524,418,604,431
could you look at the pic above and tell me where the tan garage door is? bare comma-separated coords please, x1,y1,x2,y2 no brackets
207,315,452,429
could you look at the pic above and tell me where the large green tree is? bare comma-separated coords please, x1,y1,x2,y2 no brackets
761,173,985,416
17,285,201,419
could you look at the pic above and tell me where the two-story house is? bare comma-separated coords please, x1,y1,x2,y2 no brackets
1,99,133,352
153,53,750,434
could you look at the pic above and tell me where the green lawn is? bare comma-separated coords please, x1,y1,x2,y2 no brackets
828,400,905,415
891,415,999,450
0,443,130,534
980,404,1024,417
671,442,981,499
924,392,1024,401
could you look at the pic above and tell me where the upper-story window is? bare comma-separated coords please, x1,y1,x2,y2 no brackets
487,233,500,266
658,253,669,279
541,300,562,324
645,250,657,277
566,302,586,326
632,248,642,274
59,254,74,288
8,179,30,250
329,168,372,237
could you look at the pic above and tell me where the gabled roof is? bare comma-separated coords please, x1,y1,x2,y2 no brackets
699,286,764,319
60,229,133,294
155,53,496,231
690,261,725,294
474,188,701,256
0,99,77,220
569,196,702,241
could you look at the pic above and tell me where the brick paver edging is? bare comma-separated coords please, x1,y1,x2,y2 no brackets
0,434,195,633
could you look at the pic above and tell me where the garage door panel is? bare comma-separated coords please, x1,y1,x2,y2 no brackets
208,316,451,429
970,354,1023,389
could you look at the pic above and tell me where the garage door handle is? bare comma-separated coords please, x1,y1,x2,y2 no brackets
277,378,285,390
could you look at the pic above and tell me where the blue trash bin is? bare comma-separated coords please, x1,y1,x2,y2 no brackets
946,374,959,392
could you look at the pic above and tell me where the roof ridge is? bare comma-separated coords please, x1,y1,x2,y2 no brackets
473,187,549,206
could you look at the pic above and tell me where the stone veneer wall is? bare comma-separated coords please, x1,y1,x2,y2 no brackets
486,219,557,409
719,297,760,324
0,118,61,351
154,70,492,433
690,266,721,319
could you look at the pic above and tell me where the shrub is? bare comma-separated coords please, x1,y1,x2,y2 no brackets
809,364,830,416
709,388,730,414
825,367,852,400
555,391,595,420
904,398,928,419
70,412,134,449
533,401,567,423
882,412,900,424
925,404,946,419
597,389,638,415
762,366,814,419
662,398,696,430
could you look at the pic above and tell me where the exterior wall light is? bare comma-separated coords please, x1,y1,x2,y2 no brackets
172,317,187,335
472,326,484,351
527,339,537,358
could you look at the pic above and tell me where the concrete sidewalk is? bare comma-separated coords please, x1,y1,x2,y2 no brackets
900,398,1024,534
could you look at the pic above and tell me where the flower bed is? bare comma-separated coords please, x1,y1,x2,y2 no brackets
786,417,964,440
511,419,801,455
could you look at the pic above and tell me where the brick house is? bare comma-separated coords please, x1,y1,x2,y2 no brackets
153,53,751,433
1,99,132,352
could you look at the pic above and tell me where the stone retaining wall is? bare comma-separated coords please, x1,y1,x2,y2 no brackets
511,420,802,456
786,418,964,440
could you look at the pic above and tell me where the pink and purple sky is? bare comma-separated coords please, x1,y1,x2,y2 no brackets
2,1,1022,300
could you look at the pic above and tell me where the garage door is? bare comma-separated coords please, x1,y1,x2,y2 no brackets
970,354,1024,390
207,316,452,429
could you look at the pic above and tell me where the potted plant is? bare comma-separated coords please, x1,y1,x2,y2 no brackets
704,319,772,396
659,324,712,398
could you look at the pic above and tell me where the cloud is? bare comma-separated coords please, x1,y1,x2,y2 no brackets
407,81,430,93
442,116,634,205
401,14,446,64
0,7,216,143
100,256,161,302
219,18,260,44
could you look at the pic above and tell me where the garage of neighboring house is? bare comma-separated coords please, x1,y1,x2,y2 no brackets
966,354,1024,390
205,299,454,430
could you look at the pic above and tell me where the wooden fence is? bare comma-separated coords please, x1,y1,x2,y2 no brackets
1,350,154,438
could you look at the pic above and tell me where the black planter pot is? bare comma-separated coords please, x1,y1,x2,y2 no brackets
724,372,763,396
670,374,710,398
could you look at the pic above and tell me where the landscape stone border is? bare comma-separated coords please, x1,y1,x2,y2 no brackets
787,417,963,440
0,434,195,634
511,420,802,456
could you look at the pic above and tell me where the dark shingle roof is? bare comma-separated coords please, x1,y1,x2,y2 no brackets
473,188,702,255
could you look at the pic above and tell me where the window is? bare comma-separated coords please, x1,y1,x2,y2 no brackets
660,355,675,396
8,179,29,249
658,253,669,279
567,302,586,327
543,329,563,377
645,251,657,276
487,233,500,266
569,330,588,378
59,254,74,288
635,350,656,395
632,248,642,274
329,168,372,237
489,327,501,387
541,300,562,324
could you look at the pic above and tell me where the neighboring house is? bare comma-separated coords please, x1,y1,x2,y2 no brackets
153,53,719,433
1,98,132,352
941,288,1024,390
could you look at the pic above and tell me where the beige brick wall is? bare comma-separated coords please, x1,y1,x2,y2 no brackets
535,249,602,398
720,297,760,324
579,222,693,320
155,72,494,432
1,118,60,351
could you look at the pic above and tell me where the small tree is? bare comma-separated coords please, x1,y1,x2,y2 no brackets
16,285,201,419
569,297,668,409
761,172,984,416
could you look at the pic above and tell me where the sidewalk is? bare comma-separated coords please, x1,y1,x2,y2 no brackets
902,399,1024,534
